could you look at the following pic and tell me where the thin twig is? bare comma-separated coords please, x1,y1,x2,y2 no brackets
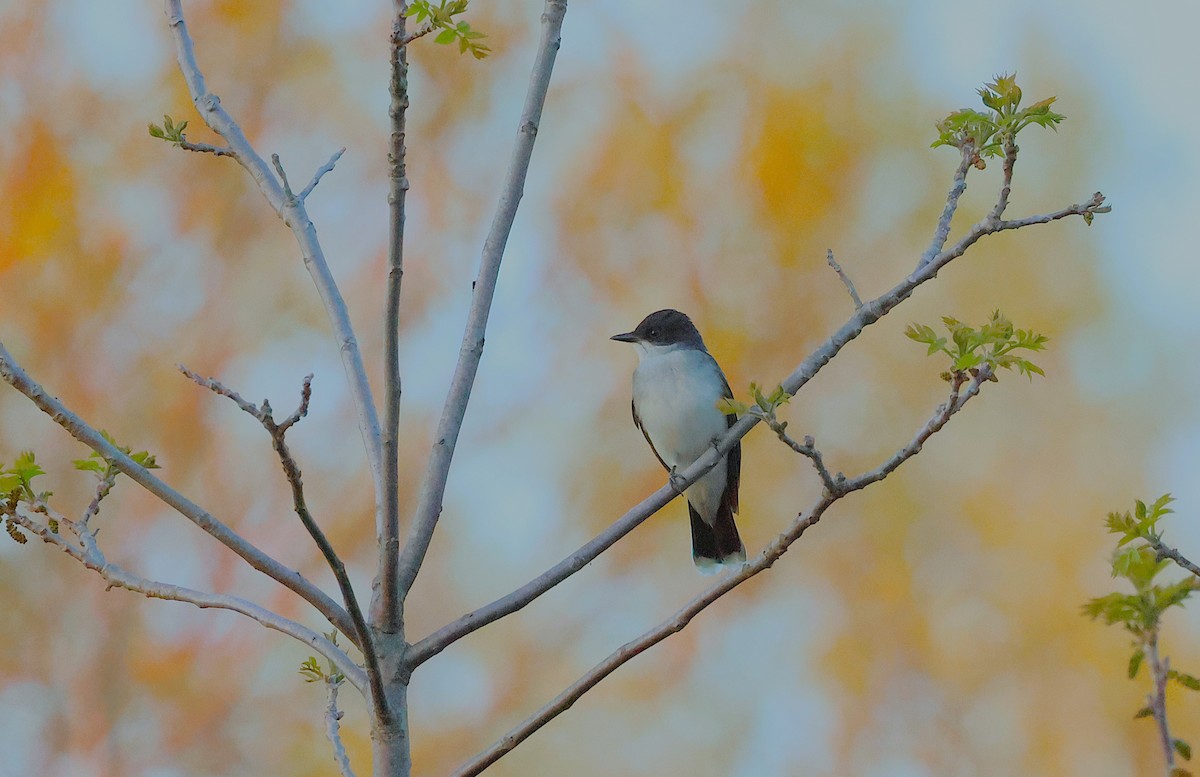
395,0,569,603
324,679,358,777
178,140,235,157
271,153,295,200
405,187,1108,669
449,370,992,776
1147,635,1176,771
374,6,412,634
163,0,386,547
916,144,974,270
825,249,862,309
988,137,1018,222
80,472,117,530
7,504,367,693
773,431,840,495
179,367,391,722
398,22,436,47
1150,539,1200,579
299,147,346,201
0,342,360,645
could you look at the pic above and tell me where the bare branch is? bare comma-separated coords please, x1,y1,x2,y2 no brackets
299,147,346,202
179,366,390,721
265,395,391,723
988,137,1018,222
773,431,840,495
1150,539,1200,579
395,0,569,602
825,248,862,309
407,183,1108,669
7,504,367,694
271,153,296,200
178,139,235,157
398,22,436,47
80,471,117,531
323,678,358,777
179,365,262,416
0,342,359,646
1147,636,1177,771
162,0,386,550
916,144,974,270
450,370,993,775
375,6,412,634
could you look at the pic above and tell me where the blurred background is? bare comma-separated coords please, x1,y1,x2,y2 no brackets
0,0,1196,775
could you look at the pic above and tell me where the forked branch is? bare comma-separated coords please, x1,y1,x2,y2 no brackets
405,179,1108,669
450,367,993,775
0,343,358,643
395,0,569,603
179,367,391,722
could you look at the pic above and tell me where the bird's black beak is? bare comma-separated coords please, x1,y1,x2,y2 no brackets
610,331,638,343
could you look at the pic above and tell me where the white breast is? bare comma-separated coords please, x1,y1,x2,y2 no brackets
631,346,730,520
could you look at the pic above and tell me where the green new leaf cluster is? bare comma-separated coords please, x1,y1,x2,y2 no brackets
932,73,1065,160
407,0,491,59
72,430,160,480
1,434,160,545
147,114,188,146
717,382,791,430
905,310,1048,380
1,451,50,543
299,631,345,685
1085,495,1200,771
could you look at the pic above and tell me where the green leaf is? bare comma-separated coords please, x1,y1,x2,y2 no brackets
1128,649,1144,679
1177,739,1193,762
434,28,457,45
1133,705,1154,719
1172,671,1200,691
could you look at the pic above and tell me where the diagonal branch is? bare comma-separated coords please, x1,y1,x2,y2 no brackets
395,0,569,603
825,248,863,309
8,503,367,694
180,367,391,722
1150,539,1200,579
162,0,386,555
0,343,359,645
449,369,993,776
916,144,974,270
405,186,1108,669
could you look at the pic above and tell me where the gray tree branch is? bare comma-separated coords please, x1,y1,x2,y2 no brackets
450,368,992,776
0,343,359,645
405,184,1108,669
394,0,569,602
7,501,367,694
375,0,411,635
1150,539,1200,579
161,0,387,556
179,368,391,724
324,678,359,777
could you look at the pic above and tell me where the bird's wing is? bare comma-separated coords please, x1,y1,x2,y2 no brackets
632,397,669,472
719,372,741,514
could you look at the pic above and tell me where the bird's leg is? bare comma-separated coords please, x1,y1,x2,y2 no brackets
668,467,688,495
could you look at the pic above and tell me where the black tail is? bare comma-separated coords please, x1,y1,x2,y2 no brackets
689,501,745,572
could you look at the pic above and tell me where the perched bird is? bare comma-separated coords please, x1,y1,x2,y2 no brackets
611,309,745,572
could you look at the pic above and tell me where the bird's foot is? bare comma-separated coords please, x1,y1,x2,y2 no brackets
668,467,688,495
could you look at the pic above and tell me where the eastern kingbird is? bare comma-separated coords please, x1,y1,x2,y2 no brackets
611,309,745,572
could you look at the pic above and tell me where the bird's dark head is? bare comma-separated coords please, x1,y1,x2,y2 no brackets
611,309,706,351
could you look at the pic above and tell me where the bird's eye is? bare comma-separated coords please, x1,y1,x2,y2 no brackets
648,328,659,337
